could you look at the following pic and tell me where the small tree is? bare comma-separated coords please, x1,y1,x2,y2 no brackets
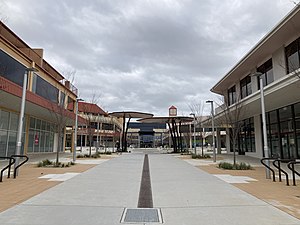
216,95,245,166
80,94,101,157
46,71,77,166
188,101,207,156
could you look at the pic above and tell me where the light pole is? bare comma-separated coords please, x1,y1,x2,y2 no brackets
73,98,84,162
15,67,38,175
190,113,196,155
206,100,216,162
252,72,271,179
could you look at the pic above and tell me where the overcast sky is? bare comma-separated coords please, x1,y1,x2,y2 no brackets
0,0,298,116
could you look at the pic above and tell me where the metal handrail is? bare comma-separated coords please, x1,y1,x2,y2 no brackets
272,159,291,186
11,155,29,178
287,160,300,186
260,158,276,182
0,156,16,182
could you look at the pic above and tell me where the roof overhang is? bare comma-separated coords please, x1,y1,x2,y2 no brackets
206,72,300,127
212,5,300,95
109,111,153,119
138,116,193,124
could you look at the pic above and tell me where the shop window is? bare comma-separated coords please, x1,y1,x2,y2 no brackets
240,75,252,99
227,85,236,105
257,58,274,89
0,50,26,87
32,74,59,103
0,130,8,156
285,37,300,74
0,110,9,130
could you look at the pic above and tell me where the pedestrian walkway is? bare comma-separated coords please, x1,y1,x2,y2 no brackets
0,149,299,225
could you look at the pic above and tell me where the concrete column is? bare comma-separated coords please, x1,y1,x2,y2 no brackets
253,115,264,158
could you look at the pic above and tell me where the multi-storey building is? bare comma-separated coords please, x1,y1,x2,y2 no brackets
73,102,122,150
0,22,82,157
211,5,300,159
127,122,168,148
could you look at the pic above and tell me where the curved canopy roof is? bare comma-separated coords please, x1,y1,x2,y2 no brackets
138,116,193,124
109,111,153,119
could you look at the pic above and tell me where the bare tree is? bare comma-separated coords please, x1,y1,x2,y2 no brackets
215,95,245,166
80,94,101,157
188,101,208,156
44,71,78,166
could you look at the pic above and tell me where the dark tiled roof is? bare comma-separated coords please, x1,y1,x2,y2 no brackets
78,102,107,115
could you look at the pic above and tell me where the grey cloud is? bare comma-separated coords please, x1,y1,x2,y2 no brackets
1,0,297,116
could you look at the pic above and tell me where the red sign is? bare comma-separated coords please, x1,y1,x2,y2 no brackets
34,134,39,145
169,105,177,117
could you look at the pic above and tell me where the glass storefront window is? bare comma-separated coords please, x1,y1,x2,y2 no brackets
0,110,9,130
266,104,300,159
0,130,8,156
7,131,17,156
9,113,18,131
279,106,292,121
28,117,55,153
36,119,41,130
30,117,35,129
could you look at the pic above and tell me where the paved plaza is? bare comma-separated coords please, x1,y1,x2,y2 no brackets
0,149,299,225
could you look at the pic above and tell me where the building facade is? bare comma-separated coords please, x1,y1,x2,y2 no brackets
0,22,81,157
211,5,300,159
71,102,122,150
127,122,168,148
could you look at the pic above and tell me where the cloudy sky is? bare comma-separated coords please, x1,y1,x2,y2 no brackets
0,0,298,116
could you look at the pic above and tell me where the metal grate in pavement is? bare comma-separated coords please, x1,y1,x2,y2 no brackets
121,208,163,223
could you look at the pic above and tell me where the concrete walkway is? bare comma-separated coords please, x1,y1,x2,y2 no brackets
0,149,299,225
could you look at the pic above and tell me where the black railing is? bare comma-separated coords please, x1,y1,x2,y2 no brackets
0,156,16,182
11,155,29,178
287,160,300,186
272,159,291,186
260,158,276,182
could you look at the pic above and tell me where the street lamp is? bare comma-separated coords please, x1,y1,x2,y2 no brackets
15,67,38,175
190,113,196,155
206,100,216,162
73,98,84,162
252,72,271,179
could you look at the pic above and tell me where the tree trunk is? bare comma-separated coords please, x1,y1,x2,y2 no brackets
233,138,236,166
56,128,62,166
202,136,204,157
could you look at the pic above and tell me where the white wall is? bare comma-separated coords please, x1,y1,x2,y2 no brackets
272,46,286,80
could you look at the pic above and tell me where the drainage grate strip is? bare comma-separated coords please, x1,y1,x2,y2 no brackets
138,154,153,208
121,208,162,223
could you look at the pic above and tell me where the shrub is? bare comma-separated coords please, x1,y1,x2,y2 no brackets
37,159,53,167
191,154,211,159
218,162,253,170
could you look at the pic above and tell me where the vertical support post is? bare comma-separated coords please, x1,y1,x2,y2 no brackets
73,99,79,162
259,76,271,179
15,68,37,175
